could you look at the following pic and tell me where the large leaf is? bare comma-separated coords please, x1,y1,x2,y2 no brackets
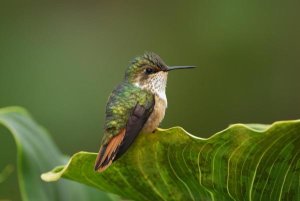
0,107,119,201
42,120,300,201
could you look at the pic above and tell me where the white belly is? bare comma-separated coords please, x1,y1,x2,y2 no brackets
142,95,167,133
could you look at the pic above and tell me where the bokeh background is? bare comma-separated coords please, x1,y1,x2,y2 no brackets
1,1,299,200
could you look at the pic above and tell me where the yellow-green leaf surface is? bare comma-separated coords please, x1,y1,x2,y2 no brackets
0,107,119,201
42,119,300,201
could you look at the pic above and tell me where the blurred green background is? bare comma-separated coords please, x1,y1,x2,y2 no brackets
0,1,299,200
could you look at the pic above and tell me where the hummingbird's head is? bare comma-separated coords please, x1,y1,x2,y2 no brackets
125,52,168,88
125,52,195,96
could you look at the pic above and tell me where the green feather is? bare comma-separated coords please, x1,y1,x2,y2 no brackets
102,81,153,143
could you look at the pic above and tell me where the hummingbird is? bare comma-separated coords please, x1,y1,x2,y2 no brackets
94,52,195,172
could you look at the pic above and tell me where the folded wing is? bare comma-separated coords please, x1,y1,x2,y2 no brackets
94,100,155,172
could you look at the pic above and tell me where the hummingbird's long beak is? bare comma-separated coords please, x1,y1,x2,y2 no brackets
166,66,196,71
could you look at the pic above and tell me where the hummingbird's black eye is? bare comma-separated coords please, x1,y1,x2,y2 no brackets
145,68,154,74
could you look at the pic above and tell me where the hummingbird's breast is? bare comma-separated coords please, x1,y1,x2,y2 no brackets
134,71,168,133
142,94,167,133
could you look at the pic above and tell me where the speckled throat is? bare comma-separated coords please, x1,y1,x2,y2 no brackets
134,71,168,106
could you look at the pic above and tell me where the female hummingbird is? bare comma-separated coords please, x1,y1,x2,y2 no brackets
94,52,195,172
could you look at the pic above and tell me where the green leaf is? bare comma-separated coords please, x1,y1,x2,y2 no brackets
42,120,300,201
0,107,119,201
0,164,14,183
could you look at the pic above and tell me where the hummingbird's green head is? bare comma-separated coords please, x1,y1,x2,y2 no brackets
125,52,167,82
125,52,195,96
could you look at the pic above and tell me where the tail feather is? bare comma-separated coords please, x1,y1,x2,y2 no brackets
94,129,126,172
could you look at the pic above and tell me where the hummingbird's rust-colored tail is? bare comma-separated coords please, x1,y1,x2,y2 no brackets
94,129,126,172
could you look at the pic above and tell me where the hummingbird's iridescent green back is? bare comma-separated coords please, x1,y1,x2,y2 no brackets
102,81,154,143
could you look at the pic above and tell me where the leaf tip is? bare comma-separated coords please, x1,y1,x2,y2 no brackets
41,171,60,182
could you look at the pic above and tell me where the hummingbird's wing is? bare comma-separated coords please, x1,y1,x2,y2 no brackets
94,83,155,172
114,102,155,161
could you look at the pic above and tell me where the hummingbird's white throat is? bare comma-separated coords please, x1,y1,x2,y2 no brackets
134,71,168,106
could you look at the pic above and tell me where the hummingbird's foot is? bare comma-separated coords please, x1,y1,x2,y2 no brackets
151,128,166,133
